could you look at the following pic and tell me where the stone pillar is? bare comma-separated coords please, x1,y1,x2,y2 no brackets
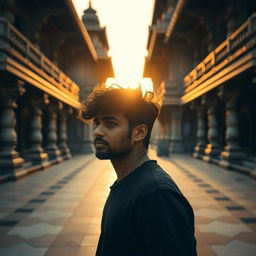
45,108,62,163
221,92,244,162
79,122,94,154
27,103,48,166
203,99,221,162
0,85,25,174
169,107,184,153
58,113,72,159
157,106,171,156
193,107,207,159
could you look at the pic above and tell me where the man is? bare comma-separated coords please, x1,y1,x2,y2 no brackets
79,85,197,256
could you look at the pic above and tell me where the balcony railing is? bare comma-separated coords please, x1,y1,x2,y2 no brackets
0,18,79,101
184,13,256,90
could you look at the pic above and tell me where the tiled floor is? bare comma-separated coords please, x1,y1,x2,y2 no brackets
0,151,255,255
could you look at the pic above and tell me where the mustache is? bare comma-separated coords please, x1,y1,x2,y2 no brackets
94,137,109,146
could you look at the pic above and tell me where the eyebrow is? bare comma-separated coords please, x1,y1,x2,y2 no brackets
94,116,119,122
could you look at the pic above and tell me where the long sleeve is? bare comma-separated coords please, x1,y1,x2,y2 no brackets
134,189,197,256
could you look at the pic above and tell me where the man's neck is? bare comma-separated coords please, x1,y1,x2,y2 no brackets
110,148,150,182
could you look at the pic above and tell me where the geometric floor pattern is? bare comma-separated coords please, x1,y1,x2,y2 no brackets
0,150,255,255
212,241,256,256
198,221,252,237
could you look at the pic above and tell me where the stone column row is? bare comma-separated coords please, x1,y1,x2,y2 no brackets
28,104,72,164
0,87,72,176
0,85,25,173
193,89,244,164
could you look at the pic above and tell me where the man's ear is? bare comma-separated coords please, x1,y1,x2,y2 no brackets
133,124,148,143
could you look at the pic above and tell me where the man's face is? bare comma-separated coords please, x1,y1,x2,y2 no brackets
93,113,133,159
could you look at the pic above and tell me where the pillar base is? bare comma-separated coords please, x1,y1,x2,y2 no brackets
219,146,245,168
0,150,24,175
45,147,62,163
157,139,169,156
202,145,221,163
169,140,184,153
193,145,206,159
26,148,48,165
204,144,221,158
59,146,72,160
169,142,184,154
221,146,245,161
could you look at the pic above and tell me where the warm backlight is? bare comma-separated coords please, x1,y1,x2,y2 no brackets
72,0,155,93
106,77,153,96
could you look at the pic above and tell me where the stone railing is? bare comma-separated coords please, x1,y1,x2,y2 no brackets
0,17,79,101
184,13,256,90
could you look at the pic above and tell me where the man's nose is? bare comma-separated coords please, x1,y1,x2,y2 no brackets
93,124,104,138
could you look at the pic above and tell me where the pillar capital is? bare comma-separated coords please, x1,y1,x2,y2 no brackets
190,100,206,112
28,91,50,110
218,86,239,109
201,94,219,110
0,81,26,107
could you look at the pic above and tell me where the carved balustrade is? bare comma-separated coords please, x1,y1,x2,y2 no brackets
0,18,80,104
183,13,256,94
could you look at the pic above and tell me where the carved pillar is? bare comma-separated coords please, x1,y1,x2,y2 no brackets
157,106,171,156
220,92,244,161
79,122,94,154
27,100,48,165
169,106,184,153
192,102,207,159
0,84,25,174
45,107,62,163
58,113,72,159
203,97,221,162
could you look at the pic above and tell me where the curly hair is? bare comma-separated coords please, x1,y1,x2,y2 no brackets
78,84,160,148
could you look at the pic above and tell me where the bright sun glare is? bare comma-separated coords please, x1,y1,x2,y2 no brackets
72,0,155,93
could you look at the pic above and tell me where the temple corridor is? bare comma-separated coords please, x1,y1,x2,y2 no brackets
0,150,255,256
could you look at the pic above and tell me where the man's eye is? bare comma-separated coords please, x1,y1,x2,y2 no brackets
106,121,117,127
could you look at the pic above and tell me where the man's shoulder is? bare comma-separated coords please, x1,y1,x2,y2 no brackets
138,160,181,196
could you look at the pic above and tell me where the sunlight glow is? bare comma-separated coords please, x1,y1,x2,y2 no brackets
106,77,153,96
72,0,155,92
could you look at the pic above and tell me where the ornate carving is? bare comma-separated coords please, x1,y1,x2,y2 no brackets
201,95,221,161
191,101,207,158
26,93,48,165
58,112,72,159
0,83,25,174
219,88,245,160
77,118,94,154
44,105,62,163
169,106,184,153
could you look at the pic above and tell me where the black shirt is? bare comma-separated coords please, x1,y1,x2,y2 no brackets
96,160,197,256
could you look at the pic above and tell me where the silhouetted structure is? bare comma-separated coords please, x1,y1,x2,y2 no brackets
144,0,256,178
0,0,113,181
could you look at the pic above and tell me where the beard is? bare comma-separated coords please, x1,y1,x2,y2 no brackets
94,132,133,160
95,145,133,160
